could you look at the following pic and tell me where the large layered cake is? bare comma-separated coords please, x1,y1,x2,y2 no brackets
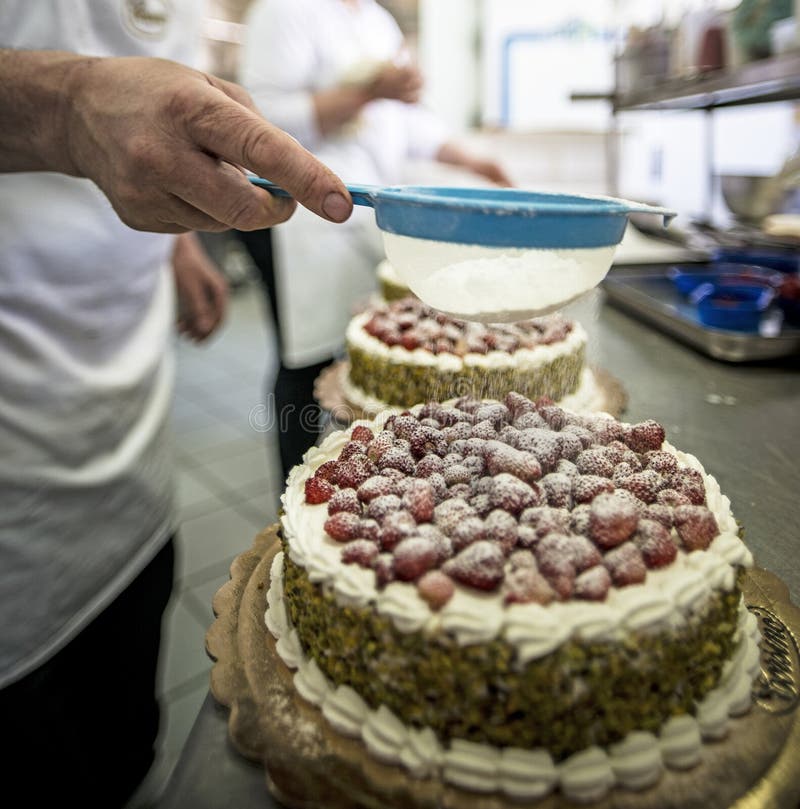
267,393,759,803
343,296,606,414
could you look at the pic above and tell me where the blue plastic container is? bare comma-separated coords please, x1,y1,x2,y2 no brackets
667,263,784,296
690,282,775,332
710,247,800,275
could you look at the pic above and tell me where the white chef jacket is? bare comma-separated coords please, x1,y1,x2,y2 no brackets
0,0,201,688
240,0,448,366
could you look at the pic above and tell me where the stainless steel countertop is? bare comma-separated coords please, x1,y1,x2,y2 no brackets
157,280,800,809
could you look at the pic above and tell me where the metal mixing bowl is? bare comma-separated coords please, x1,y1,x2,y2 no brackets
718,174,786,223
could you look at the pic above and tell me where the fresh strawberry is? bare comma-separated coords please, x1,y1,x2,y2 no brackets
576,448,615,478
483,509,518,553
485,445,542,484
393,536,439,581
644,450,677,474
417,570,455,609
433,498,476,535
537,403,567,431
350,425,374,445
574,565,611,601
571,474,614,504
670,468,706,505
372,552,395,586
625,420,666,453
634,519,677,568
508,548,537,569
556,432,583,461
603,542,646,587
673,505,719,551
513,411,548,430
504,567,555,605
442,540,505,591
615,470,664,504
402,478,436,523
366,493,403,522
489,473,541,514
450,516,486,552
327,488,361,515
323,511,362,542
357,475,398,503
540,472,572,508
504,391,535,418
414,453,445,478
314,460,340,483
443,463,472,487
515,429,560,473
341,539,379,568
338,440,367,461
376,447,415,476
336,454,378,489
588,492,639,548
378,510,417,550
656,488,691,507
366,431,394,463
305,476,335,504
470,420,498,441
644,503,674,528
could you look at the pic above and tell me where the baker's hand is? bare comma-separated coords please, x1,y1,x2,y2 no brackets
172,233,229,342
466,158,514,188
367,64,423,104
62,56,353,233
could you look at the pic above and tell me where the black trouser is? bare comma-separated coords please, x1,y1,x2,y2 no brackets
236,229,333,478
2,536,176,809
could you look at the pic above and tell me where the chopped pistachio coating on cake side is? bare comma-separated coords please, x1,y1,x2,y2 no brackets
281,544,742,761
380,278,413,302
347,344,585,410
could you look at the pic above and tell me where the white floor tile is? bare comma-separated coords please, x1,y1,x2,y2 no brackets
159,595,213,695
176,504,262,581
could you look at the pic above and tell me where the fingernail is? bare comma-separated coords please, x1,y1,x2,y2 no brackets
322,192,351,222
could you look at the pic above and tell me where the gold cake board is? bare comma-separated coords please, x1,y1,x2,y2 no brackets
206,525,800,809
313,361,629,424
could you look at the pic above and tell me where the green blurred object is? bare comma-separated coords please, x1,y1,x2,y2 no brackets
732,0,793,59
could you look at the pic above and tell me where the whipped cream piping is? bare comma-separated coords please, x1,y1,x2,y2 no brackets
376,259,402,286
280,420,754,658
266,552,762,802
346,311,587,372
342,365,608,419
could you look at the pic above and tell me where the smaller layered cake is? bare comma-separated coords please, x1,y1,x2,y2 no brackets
344,296,603,413
377,259,413,302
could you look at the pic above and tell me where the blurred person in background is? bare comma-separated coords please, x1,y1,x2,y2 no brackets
238,0,512,480
0,2,352,806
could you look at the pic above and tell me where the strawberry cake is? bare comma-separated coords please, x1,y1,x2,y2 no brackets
344,296,605,413
267,393,759,802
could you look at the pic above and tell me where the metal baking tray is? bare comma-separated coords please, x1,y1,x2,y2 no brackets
601,265,800,362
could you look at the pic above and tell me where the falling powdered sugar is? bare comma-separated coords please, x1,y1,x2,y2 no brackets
382,232,617,323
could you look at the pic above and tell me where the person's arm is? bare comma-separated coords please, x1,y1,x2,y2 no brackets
436,141,514,187
172,233,228,343
312,63,423,137
0,49,353,233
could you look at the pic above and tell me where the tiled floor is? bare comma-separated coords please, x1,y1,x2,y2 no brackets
128,272,285,806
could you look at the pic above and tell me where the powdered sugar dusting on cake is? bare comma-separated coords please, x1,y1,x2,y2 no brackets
281,396,753,650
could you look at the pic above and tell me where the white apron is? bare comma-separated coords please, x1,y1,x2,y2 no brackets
0,0,200,687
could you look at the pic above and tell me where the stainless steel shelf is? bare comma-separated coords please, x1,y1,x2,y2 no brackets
613,52,800,111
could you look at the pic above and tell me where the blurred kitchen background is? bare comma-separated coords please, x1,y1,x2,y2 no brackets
201,0,800,265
